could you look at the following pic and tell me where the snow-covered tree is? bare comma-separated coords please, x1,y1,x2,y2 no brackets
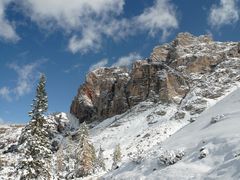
56,144,65,178
29,74,48,120
75,122,96,178
57,145,64,171
95,146,106,172
112,144,122,170
64,137,75,179
18,74,52,180
18,74,49,145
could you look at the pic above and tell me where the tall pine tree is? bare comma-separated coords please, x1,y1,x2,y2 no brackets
18,74,52,180
29,74,48,120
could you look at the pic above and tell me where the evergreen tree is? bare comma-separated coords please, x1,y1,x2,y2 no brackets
29,74,48,120
18,74,52,180
56,144,65,178
95,146,106,172
112,144,122,170
75,122,96,177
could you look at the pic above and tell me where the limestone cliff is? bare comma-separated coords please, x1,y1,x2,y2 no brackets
70,32,240,123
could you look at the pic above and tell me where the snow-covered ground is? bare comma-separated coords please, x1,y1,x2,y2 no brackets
1,88,240,179
101,88,240,179
0,124,23,179
90,102,188,170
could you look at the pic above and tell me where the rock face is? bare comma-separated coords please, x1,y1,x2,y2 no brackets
70,68,131,122
126,60,188,105
70,32,240,123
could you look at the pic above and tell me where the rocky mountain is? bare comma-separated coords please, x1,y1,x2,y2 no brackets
1,32,240,179
70,32,240,123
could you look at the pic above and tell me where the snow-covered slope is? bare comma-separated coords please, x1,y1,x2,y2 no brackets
0,79,239,180
1,87,239,179
102,88,240,179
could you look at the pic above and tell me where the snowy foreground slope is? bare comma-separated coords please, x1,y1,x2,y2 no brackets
100,88,240,180
0,87,240,179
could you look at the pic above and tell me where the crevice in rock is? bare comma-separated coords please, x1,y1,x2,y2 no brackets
124,84,131,109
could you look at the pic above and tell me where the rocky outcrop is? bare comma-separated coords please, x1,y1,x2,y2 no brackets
126,60,189,106
70,62,189,123
71,32,240,123
70,68,131,122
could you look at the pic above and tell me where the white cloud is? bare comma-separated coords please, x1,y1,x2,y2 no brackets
0,0,19,42
19,0,125,53
209,0,239,28
112,53,142,67
89,59,108,71
8,62,41,97
68,32,101,54
20,0,124,29
0,61,44,101
16,0,178,53
88,53,141,72
135,0,178,40
0,86,11,101
0,0,179,51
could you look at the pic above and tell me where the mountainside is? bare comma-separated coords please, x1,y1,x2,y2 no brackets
70,32,240,123
1,32,240,179
1,87,239,179
103,87,240,179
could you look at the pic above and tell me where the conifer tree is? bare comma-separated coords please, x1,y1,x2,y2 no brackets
112,144,122,170
29,74,48,120
75,122,96,177
56,144,65,178
18,74,52,180
95,146,106,172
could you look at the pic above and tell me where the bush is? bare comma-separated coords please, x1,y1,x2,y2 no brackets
159,150,185,166
132,155,144,165
210,114,225,124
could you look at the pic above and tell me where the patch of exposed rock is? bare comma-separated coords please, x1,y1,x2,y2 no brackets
71,32,240,123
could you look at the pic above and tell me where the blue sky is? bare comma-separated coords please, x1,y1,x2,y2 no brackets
0,0,240,124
